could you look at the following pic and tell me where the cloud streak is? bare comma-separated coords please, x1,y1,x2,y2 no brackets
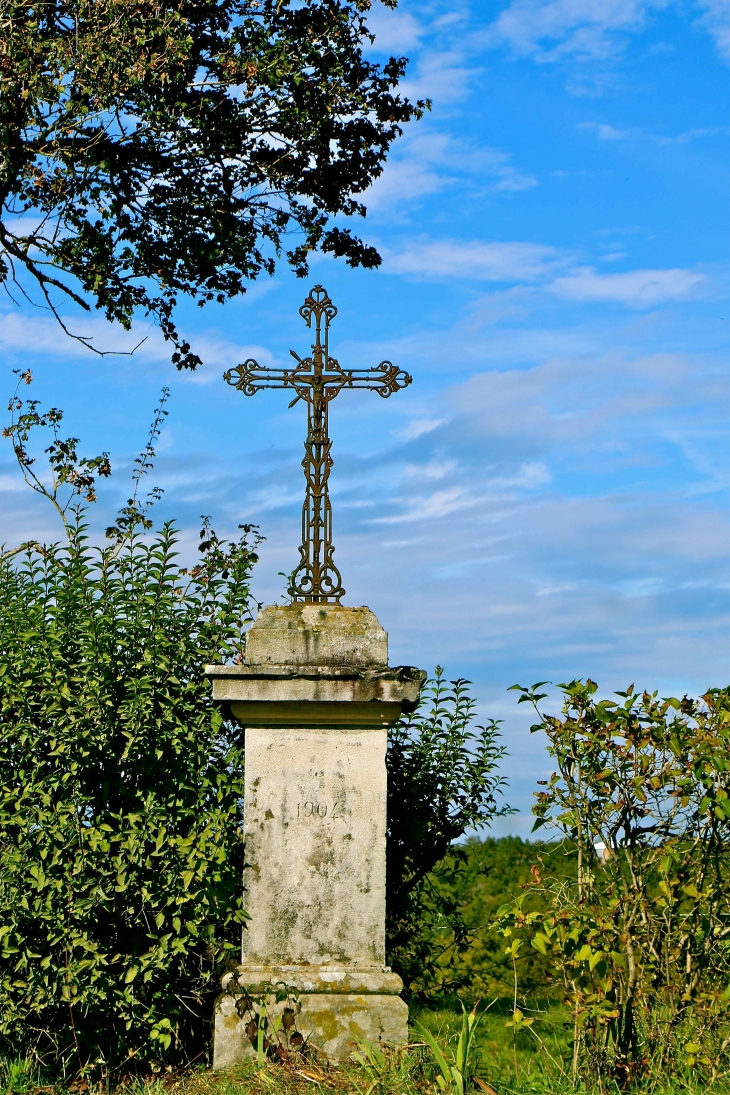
383,239,563,281
365,129,537,214
487,0,730,69
383,239,706,308
697,1,730,63
0,307,278,387
488,0,670,61
549,266,706,306
364,6,423,52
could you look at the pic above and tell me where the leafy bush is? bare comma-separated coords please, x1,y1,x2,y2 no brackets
499,679,730,1088
0,377,261,1071
0,519,260,1072
386,672,508,996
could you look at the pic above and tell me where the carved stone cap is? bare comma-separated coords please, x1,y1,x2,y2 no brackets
204,663,426,728
205,664,423,682
205,605,425,727
244,604,388,668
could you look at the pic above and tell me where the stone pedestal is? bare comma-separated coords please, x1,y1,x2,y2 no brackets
206,604,425,1066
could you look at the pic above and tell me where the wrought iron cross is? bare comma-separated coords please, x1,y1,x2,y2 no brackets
224,286,412,603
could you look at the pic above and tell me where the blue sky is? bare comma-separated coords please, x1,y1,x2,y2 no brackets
3,0,730,833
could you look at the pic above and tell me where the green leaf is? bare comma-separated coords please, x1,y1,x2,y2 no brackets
416,1023,453,1087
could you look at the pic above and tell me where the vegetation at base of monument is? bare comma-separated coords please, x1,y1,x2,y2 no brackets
386,673,509,997
6,1035,730,1095
0,382,262,1071
416,1000,486,1095
0,0,426,369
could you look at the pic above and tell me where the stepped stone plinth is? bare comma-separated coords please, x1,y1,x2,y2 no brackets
206,603,425,1065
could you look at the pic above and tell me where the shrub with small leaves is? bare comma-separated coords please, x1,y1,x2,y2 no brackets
0,512,261,1072
386,670,509,995
498,679,730,1088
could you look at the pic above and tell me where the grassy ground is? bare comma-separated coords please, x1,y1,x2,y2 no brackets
414,997,571,1091
2,1003,728,1095
412,1000,730,1094
168,1062,730,1095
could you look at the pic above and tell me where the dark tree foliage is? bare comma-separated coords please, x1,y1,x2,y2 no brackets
0,0,425,367
386,670,509,995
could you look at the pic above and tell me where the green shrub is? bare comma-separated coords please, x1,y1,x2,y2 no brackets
0,517,259,1072
500,679,730,1088
386,672,509,996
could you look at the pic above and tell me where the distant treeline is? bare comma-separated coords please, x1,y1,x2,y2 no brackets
400,836,577,1001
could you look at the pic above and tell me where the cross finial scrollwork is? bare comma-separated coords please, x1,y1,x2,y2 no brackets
224,286,412,603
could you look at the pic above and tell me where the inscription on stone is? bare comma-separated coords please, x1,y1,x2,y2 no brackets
297,798,346,819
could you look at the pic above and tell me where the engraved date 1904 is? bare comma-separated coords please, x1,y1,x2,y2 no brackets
297,799,345,820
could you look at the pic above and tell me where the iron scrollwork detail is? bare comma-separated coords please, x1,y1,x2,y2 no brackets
223,286,412,603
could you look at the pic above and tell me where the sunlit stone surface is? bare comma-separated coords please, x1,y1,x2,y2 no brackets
207,603,425,1066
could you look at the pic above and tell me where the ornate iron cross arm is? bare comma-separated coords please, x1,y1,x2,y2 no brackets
223,285,412,604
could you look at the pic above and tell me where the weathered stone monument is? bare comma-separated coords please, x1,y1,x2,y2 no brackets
207,287,425,1064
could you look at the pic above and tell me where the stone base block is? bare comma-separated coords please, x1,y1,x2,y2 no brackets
213,966,409,1068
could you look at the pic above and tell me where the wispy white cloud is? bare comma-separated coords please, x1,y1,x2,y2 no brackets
580,120,730,144
0,474,27,493
373,486,478,523
655,125,730,144
488,0,670,61
549,266,706,306
447,351,697,446
373,463,551,525
0,308,164,361
398,50,478,105
177,335,277,386
696,1,730,63
383,239,563,281
402,458,459,482
0,308,276,384
395,418,445,442
364,6,424,51
487,0,730,70
580,121,631,140
366,130,537,213
382,238,706,309
365,132,459,209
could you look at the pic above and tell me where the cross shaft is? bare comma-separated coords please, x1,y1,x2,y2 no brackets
224,285,412,603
